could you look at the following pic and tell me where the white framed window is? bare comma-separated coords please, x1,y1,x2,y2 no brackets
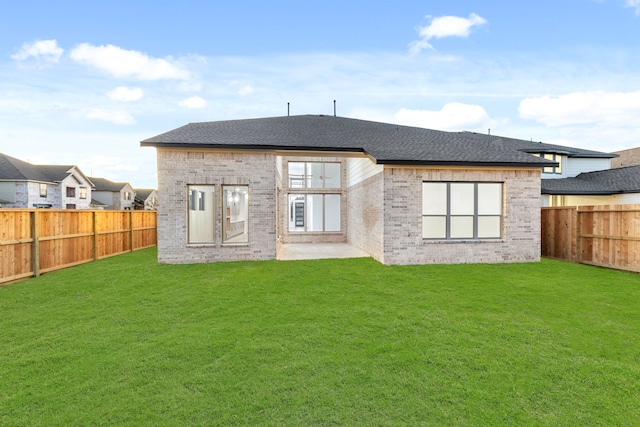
288,194,341,232
288,162,341,189
223,185,249,244
66,187,75,198
79,187,87,199
422,182,502,240
39,183,47,198
188,185,215,244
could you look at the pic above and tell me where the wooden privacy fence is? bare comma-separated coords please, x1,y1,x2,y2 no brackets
0,209,157,284
541,205,640,273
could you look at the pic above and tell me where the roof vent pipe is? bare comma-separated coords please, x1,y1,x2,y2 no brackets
287,102,290,117
488,128,491,135
334,100,336,117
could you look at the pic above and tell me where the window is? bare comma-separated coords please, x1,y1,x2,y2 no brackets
39,183,47,198
532,153,563,174
66,204,76,209
66,187,75,197
79,187,87,199
288,194,341,232
223,185,249,244
288,162,341,188
188,185,215,243
124,191,131,201
422,182,502,240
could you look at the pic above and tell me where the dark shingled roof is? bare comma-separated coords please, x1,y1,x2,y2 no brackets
0,152,76,182
89,176,130,192
542,165,640,195
134,188,155,200
460,131,618,159
141,115,607,168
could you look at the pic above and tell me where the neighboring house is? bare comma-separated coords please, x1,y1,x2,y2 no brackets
0,153,93,209
134,188,158,210
542,165,640,206
460,133,619,208
536,145,640,207
89,177,136,210
141,114,614,266
612,147,640,169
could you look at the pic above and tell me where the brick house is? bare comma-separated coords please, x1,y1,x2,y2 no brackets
141,114,602,265
0,152,93,209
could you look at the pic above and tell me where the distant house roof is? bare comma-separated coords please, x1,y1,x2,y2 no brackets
140,115,609,168
459,131,618,159
89,176,130,192
0,152,92,184
134,188,155,200
542,165,640,195
91,199,108,207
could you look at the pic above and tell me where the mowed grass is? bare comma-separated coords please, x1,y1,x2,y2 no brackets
1,248,639,426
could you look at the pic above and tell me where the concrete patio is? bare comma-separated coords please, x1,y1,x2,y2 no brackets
277,243,371,261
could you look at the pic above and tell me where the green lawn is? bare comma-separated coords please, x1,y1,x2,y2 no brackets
1,248,639,426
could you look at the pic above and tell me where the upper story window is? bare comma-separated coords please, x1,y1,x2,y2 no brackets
79,187,87,199
124,191,131,201
39,183,47,198
288,162,341,189
66,187,76,198
533,153,563,174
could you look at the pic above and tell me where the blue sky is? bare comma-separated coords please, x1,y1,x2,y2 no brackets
2,0,640,188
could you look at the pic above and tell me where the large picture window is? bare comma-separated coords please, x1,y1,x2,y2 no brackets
223,185,249,243
288,162,341,189
288,194,341,232
188,185,215,243
422,182,502,240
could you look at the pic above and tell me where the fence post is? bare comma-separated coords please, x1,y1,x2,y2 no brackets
129,210,134,252
30,210,40,278
576,207,582,264
93,211,98,261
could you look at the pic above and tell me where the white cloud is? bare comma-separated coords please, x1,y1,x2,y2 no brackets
627,0,640,15
519,90,640,126
107,87,143,102
11,39,64,62
69,43,189,80
410,13,487,54
179,96,207,109
394,103,491,131
83,108,135,124
238,85,254,96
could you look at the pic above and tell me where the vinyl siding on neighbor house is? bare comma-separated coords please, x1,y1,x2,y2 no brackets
563,158,611,179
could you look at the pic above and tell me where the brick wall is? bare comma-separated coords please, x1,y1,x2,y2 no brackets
612,147,640,168
347,170,385,263
156,149,277,263
382,167,541,265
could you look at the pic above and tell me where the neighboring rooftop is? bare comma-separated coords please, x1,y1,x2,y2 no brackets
0,152,84,183
542,165,640,195
89,177,131,192
141,115,611,168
